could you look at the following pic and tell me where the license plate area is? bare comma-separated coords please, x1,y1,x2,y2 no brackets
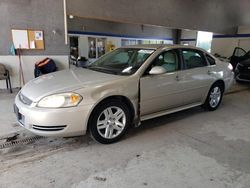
14,105,25,127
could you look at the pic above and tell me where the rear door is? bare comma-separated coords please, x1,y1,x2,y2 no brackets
177,49,215,105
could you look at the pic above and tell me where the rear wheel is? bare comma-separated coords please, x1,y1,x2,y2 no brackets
203,83,223,111
89,99,131,144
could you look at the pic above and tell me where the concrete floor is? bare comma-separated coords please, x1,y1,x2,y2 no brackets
0,83,250,188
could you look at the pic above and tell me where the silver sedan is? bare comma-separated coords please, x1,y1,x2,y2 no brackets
14,45,234,144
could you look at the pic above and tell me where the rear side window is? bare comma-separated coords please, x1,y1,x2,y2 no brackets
182,49,207,69
206,55,216,65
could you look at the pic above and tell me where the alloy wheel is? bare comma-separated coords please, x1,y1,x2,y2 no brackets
209,86,221,108
96,106,126,139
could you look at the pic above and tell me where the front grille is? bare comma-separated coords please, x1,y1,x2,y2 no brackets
32,125,66,131
19,93,33,106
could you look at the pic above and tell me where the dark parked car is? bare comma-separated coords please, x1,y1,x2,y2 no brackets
230,47,250,70
235,59,250,82
230,47,250,82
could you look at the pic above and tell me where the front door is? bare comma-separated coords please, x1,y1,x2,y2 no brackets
140,49,184,116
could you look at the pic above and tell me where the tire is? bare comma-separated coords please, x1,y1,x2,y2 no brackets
88,99,131,144
203,83,224,111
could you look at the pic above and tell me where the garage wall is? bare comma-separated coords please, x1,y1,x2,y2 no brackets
68,17,174,61
237,26,250,51
178,27,250,58
211,26,250,57
180,30,197,46
68,17,173,40
67,0,250,34
0,0,68,55
74,34,173,60
211,37,239,58
0,0,69,89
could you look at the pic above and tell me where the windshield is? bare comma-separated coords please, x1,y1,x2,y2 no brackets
87,48,155,75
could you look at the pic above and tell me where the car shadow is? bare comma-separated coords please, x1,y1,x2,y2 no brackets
125,106,205,140
1,103,228,159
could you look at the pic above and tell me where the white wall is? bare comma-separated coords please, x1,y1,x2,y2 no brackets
211,26,250,57
238,27,250,52
238,39,250,51
211,37,250,57
211,38,239,57
238,26,250,34
180,30,197,46
0,56,69,89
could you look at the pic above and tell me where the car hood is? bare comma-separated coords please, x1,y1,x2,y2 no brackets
20,68,123,102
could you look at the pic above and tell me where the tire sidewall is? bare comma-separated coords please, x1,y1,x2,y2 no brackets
89,99,131,144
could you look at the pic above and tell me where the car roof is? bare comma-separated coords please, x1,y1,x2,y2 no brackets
121,44,207,52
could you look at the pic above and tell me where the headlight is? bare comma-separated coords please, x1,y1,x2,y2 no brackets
37,93,82,108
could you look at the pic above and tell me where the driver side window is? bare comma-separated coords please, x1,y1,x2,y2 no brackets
146,50,179,74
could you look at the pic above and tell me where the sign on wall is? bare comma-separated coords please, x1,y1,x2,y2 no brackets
11,29,29,49
11,29,45,50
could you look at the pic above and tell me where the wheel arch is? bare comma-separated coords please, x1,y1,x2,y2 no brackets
202,79,225,104
86,95,136,132
213,79,225,93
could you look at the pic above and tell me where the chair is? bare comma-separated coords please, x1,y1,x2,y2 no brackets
0,63,12,93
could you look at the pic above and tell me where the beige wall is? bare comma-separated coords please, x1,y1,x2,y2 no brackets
211,26,250,57
211,38,239,57
211,38,250,57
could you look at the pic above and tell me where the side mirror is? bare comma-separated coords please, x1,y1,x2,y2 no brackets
149,66,167,75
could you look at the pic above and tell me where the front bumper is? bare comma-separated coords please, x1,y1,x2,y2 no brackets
14,95,93,137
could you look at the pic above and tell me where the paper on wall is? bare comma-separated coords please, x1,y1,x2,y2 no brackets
12,29,29,49
35,31,43,40
30,41,36,49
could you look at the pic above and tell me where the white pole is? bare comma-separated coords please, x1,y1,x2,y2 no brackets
63,0,68,45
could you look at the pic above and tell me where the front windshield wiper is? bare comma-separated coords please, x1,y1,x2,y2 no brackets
88,66,119,75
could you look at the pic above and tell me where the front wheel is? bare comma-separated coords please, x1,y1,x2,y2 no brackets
89,100,131,144
203,83,223,111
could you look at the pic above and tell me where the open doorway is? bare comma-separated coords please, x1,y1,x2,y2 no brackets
196,31,213,52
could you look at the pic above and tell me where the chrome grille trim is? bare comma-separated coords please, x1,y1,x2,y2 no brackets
32,125,66,131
